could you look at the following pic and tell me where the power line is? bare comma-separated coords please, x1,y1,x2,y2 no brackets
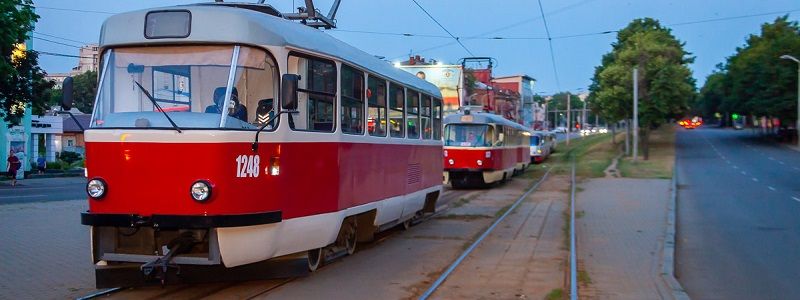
409,0,475,57
37,51,93,59
33,36,84,49
33,32,91,46
537,0,561,91
33,6,116,15
667,8,800,27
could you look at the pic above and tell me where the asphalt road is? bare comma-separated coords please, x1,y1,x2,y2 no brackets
0,177,87,204
676,127,800,299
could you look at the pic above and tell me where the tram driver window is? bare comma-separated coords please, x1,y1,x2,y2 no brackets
288,54,336,132
389,83,405,138
223,46,279,130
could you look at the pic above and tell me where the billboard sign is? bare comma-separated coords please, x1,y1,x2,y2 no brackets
398,65,463,115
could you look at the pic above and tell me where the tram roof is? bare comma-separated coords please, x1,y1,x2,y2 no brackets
444,111,531,132
98,2,441,97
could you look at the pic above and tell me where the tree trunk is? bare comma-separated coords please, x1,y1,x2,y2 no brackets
642,127,650,160
611,123,617,144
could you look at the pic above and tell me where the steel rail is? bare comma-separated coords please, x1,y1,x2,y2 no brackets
419,168,552,300
75,287,123,300
569,162,577,300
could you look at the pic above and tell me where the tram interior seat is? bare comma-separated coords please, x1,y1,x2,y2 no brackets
256,98,275,127
206,87,248,122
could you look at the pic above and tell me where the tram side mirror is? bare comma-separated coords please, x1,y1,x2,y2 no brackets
281,74,300,110
61,77,74,111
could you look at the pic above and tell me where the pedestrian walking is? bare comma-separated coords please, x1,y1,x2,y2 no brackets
37,155,46,175
7,151,21,187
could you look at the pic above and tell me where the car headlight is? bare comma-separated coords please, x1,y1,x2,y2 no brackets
86,178,107,199
190,180,212,202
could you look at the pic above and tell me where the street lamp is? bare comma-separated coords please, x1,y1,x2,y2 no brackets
780,54,800,145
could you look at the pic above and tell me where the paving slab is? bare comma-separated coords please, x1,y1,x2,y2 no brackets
576,178,672,300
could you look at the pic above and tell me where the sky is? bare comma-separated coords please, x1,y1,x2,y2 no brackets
31,0,800,95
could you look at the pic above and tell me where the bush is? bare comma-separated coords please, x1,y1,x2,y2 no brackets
46,161,61,170
59,151,82,164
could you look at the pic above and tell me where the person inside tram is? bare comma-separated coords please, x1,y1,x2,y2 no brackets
467,131,484,146
205,87,247,122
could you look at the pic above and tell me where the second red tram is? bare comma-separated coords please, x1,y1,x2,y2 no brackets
443,110,531,188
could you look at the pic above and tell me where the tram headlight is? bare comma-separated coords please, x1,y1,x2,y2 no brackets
190,180,212,202
448,159,455,165
477,160,483,166
86,178,107,199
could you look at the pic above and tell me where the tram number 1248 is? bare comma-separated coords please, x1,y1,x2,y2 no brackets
235,154,261,178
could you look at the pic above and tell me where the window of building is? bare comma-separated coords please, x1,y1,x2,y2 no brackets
341,65,364,134
389,83,404,138
407,91,420,139
421,94,432,139
433,97,442,140
367,75,387,137
288,54,336,132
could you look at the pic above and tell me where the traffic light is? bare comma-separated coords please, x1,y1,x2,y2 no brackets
732,113,740,120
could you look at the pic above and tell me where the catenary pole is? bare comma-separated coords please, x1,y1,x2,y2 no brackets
633,67,639,162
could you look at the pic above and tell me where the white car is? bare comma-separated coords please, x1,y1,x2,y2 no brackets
554,127,567,133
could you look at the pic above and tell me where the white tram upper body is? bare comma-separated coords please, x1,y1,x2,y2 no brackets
80,2,444,284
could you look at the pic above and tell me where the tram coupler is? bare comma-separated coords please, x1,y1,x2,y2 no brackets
140,232,198,284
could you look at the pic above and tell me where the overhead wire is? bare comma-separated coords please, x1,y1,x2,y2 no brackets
33,36,85,49
409,0,475,57
37,51,93,59
33,32,91,46
537,0,561,91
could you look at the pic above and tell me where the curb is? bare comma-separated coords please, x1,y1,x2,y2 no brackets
662,163,690,300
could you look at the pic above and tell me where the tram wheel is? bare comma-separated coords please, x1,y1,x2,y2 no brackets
402,218,412,230
307,247,323,272
345,220,357,255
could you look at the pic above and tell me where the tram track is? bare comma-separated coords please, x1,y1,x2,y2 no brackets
76,187,481,300
418,167,553,300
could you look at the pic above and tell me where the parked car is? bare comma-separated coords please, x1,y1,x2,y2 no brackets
554,126,567,133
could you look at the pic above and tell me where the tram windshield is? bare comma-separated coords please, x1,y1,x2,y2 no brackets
444,124,495,147
91,45,279,130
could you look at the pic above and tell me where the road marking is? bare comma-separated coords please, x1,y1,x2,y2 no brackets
0,194,45,199
768,157,775,160
768,186,776,191
741,171,747,175
793,197,800,202
795,167,800,171
779,161,785,165
752,178,759,182
733,165,738,169
725,160,731,164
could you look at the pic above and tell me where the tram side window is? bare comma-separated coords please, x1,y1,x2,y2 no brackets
407,91,420,139
495,125,505,146
288,54,336,132
341,65,364,135
421,95,432,139
433,97,442,140
367,75,387,136
389,82,405,138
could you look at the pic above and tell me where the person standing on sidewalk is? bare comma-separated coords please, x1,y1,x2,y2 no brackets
36,156,46,175
7,151,21,187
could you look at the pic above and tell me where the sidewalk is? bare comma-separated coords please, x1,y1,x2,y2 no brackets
576,178,673,300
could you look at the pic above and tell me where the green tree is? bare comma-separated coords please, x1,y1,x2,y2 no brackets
0,0,53,124
71,70,98,113
694,16,800,128
588,18,695,159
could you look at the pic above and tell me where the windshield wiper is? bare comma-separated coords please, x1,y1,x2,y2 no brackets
134,81,182,133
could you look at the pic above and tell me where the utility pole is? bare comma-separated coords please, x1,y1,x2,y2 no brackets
632,67,639,162
566,93,571,146
780,55,800,145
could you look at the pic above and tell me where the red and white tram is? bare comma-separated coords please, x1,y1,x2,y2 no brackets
73,2,444,286
442,109,531,188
